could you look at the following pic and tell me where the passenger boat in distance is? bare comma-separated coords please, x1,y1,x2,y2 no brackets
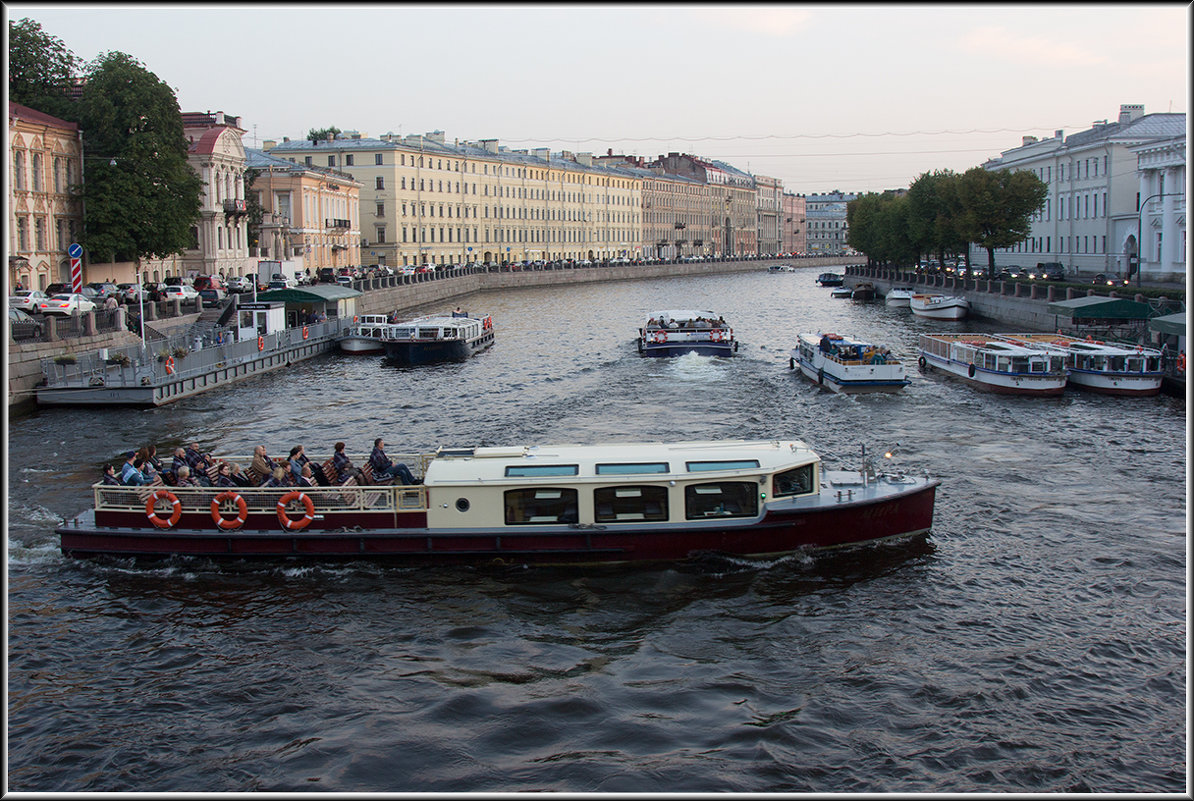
791,332,909,394
910,294,970,320
816,272,845,286
56,439,939,565
338,314,393,354
917,333,1067,395
381,312,494,364
767,264,796,273
884,286,917,307
638,310,737,357
994,333,1164,396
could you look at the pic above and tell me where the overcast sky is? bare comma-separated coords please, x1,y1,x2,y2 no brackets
8,3,1189,194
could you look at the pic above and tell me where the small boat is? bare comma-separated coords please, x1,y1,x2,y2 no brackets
56,439,940,565
994,333,1164,396
830,287,853,299
638,310,737,357
816,272,844,286
884,286,917,307
767,264,796,273
851,282,877,302
910,294,970,320
917,333,1067,395
381,312,495,364
338,314,393,354
791,332,909,394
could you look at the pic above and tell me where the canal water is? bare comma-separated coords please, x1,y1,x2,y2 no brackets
7,267,1186,792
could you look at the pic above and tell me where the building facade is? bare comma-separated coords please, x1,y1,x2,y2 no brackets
805,191,857,255
781,192,807,255
8,101,84,291
1128,133,1186,283
754,175,783,256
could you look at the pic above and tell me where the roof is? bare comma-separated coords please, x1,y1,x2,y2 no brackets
8,101,78,131
255,285,362,303
1148,312,1186,336
1046,296,1153,320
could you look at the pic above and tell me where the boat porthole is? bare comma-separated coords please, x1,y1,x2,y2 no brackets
455,498,470,512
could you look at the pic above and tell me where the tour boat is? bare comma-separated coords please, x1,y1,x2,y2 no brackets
638,310,737,357
56,439,939,565
910,294,970,320
884,286,917,307
851,282,878,302
338,314,394,354
790,332,909,394
994,333,1164,396
380,312,494,364
917,333,1067,395
816,272,845,286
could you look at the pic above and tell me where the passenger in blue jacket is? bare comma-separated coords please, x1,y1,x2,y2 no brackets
369,439,418,484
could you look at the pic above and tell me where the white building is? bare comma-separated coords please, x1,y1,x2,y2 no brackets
976,104,1185,281
1127,134,1185,283
805,191,857,256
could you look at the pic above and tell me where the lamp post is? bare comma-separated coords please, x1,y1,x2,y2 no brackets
1134,192,1178,288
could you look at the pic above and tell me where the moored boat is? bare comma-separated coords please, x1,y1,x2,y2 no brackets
381,312,495,364
56,439,939,565
830,287,852,299
816,272,844,286
767,264,796,273
638,310,737,357
884,286,916,307
910,294,970,320
791,332,909,394
851,282,877,302
917,332,1067,395
994,333,1164,396
338,314,394,354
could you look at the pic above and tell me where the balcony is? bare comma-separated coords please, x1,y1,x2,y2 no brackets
222,198,247,215
326,218,351,231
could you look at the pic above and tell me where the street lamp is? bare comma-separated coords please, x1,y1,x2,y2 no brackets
1134,192,1179,288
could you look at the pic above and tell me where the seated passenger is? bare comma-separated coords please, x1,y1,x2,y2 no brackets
227,462,251,487
250,445,275,483
332,441,363,484
137,445,163,478
185,442,213,475
173,464,200,488
101,464,121,486
214,462,237,488
120,452,148,486
369,438,418,484
296,464,316,488
170,447,188,477
261,466,288,488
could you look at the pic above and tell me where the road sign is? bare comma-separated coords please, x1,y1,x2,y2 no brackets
69,242,83,292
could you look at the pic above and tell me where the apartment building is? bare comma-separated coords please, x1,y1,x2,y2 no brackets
781,192,807,255
978,103,1185,280
754,175,783,256
805,191,857,255
8,101,84,291
650,153,757,256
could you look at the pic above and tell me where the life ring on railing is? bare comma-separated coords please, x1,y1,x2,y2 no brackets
146,489,182,529
653,330,667,344
918,355,927,369
302,326,309,340
257,335,265,351
711,329,724,342
211,491,248,530
968,363,977,378
277,491,315,531
1177,352,1186,372
164,356,175,375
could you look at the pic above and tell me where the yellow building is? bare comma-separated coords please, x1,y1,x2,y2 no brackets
8,101,84,290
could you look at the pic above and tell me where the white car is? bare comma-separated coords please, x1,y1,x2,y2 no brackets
37,293,98,316
10,289,49,313
162,284,200,301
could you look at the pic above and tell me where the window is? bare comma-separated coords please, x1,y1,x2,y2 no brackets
376,177,384,190
328,156,336,167
35,217,46,250
305,156,312,167
13,151,25,190
684,482,758,520
376,202,385,217
504,488,578,524
346,154,354,166
375,226,386,244
686,460,759,472
594,486,669,522
772,464,814,497
31,154,42,190
376,154,383,165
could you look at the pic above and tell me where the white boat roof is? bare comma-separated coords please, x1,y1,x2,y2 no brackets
649,309,722,321
357,314,391,324
424,439,818,486
996,333,1161,356
395,313,487,327
922,333,1048,356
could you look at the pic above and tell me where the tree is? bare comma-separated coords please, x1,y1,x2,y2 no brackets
308,125,341,144
243,167,265,250
906,170,967,268
8,17,81,120
76,51,201,264
848,193,919,268
954,167,1048,278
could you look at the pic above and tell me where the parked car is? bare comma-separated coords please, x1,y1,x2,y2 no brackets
1031,262,1065,281
10,289,49,313
37,293,98,316
162,284,200,301
44,282,71,295
267,279,290,291
318,267,337,283
9,307,44,339
270,273,297,289
193,275,227,299
225,275,252,294
1091,273,1130,287
86,282,121,300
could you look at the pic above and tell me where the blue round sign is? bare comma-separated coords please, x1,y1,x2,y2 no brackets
68,243,82,259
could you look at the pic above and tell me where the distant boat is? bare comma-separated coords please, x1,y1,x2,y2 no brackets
917,332,1067,395
638,309,737,357
381,312,495,364
816,272,844,286
851,282,877,302
338,314,393,354
791,332,909,394
884,286,916,307
830,287,852,299
910,294,970,320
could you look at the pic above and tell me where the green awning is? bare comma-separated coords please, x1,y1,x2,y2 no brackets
1149,312,1186,336
1046,296,1153,320
254,285,362,303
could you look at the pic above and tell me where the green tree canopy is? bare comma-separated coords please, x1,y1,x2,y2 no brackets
8,17,81,120
906,170,968,267
847,193,919,268
308,126,341,143
954,167,1048,277
76,51,201,263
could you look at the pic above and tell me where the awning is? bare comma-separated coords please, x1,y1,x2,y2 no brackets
1149,311,1186,336
1046,296,1153,320
254,285,362,303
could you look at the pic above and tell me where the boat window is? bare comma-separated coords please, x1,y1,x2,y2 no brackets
505,464,579,477
684,482,758,519
594,485,669,522
595,462,668,475
504,487,578,524
393,327,413,338
772,464,814,497
686,460,760,472
418,327,440,339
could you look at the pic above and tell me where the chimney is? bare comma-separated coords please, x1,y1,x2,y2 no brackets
1119,104,1144,124
533,147,550,161
215,111,225,125
577,152,593,167
1022,135,1038,146
326,132,334,142
607,148,613,156
1055,130,1063,139
263,139,277,151
480,139,499,154
282,136,290,143
426,130,445,144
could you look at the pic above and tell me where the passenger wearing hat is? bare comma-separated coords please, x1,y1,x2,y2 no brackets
120,451,148,486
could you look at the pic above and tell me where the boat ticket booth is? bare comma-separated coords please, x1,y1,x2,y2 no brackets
235,301,287,342
254,285,362,329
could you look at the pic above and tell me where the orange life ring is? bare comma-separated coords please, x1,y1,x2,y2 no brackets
146,489,182,528
1178,352,1186,372
277,490,316,531
711,329,724,342
257,335,265,351
164,356,175,375
302,325,309,340
211,491,248,530
653,330,667,344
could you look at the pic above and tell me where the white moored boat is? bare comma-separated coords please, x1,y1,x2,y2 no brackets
994,333,1164,396
885,286,916,307
381,312,495,364
918,333,1067,395
56,439,940,565
638,310,737,357
791,332,909,394
910,294,970,320
338,314,394,354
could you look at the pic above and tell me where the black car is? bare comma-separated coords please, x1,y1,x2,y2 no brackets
9,307,44,339
318,267,337,283
1035,262,1065,281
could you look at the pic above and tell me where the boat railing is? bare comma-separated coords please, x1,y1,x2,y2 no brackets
93,481,428,515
